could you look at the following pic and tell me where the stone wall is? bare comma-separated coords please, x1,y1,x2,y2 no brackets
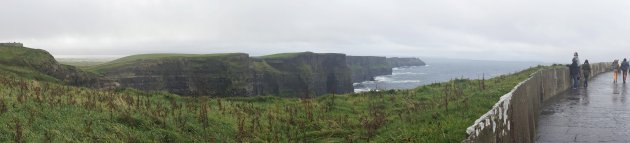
463,63,611,143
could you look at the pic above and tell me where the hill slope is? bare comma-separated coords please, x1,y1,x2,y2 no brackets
0,45,114,88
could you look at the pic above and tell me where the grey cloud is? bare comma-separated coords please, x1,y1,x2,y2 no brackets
2,0,630,63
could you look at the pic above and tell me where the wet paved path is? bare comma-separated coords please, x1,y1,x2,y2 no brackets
537,72,630,142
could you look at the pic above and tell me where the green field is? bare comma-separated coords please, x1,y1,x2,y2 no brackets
56,59,112,68
0,46,56,68
83,53,245,74
0,58,546,142
258,52,309,59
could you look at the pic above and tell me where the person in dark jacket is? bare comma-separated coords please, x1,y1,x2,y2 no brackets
622,58,630,83
582,60,591,87
569,60,580,89
573,52,580,64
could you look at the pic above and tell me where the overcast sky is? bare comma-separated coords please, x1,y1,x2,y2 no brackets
2,0,630,62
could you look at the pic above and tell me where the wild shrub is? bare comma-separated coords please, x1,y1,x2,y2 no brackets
0,98,7,115
198,99,209,129
13,118,23,143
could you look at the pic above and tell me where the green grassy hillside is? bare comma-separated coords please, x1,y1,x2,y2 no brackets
0,46,54,66
0,65,59,83
0,45,65,83
56,59,111,68
85,53,246,74
0,54,546,142
258,52,305,59
0,45,111,88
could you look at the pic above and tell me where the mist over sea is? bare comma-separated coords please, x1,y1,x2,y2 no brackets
354,58,545,92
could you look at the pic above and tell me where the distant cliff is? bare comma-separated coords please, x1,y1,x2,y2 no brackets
0,45,115,88
346,56,427,83
346,56,392,83
254,52,353,97
92,52,353,97
0,45,426,96
87,52,426,97
90,53,253,96
386,57,426,67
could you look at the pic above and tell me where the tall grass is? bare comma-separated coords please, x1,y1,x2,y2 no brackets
0,65,546,142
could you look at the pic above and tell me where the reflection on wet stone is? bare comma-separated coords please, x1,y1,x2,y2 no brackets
537,72,630,142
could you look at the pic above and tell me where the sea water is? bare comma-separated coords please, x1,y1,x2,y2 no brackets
353,58,544,92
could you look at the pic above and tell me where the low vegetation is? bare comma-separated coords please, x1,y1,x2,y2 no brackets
257,52,306,59
83,53,245,74
0,46,56,68
0,59,547,142
56,59,110,68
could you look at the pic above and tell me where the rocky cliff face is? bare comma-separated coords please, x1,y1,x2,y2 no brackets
346,56,392,83
386,57,426,67
96,53,253,96
0,45,115,88
1,46,423,97
254,52,353,97
96,52,354,97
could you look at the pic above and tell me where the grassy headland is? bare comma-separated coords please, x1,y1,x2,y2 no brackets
83,53,246,74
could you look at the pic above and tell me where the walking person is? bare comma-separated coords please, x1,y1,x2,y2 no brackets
613,60,620,83
622,59,630,83
573,52,580,64
569,59,580,89
582,60,591,87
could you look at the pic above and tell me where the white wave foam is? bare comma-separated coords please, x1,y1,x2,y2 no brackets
357,76,422,84
387,80,422,83
354,88,371,93
393,72,426,75
374,76,392,82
